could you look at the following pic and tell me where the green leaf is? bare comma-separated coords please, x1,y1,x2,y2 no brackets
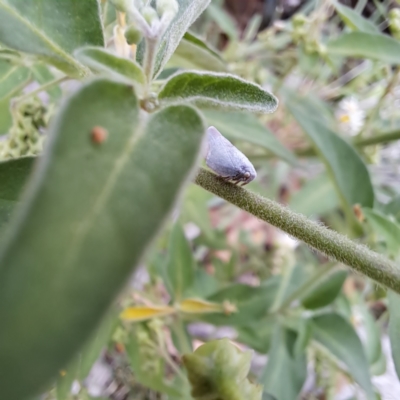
363,208,400,258
159,71,278,114
388,290,400,381
301,270,347,309
0,59,30,99
75,46,145,85
203,109,296,165
333,2,379,33
311,313,374,399
286,95,374,211
0,157,34,235
383,195,400,221
78,308,119,380
237,316,275,354
170,32,227,72
165,223,196,301
206,3,238,40
289,173,339,217
0,78,205,399
56,358,80,400
138,0,212,78
327,32,400,64
261,326,307,400
0,0,104,77
31,64,62,101
203,278,280,326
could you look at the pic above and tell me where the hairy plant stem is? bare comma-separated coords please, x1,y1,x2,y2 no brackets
195,168,400,293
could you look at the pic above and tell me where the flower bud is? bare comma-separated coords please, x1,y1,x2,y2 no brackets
156,0,179,17
142,6,159,25
110,0,130,12
124,24,142,44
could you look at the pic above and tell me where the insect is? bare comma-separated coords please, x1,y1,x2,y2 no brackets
205,126,257,185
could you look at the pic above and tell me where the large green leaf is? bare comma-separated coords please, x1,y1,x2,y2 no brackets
388,291,400,381
363,208,400,258
333,2,379,33
0,0,104,77
327,32,400,64
170,32,227,72
286,96,374,211
203,109,296,164
261,326,307,400
165,222,196,301
0,78,205,399
0,157,35,235
311,313,374,399
75,46,145,85
159,71,278,114
137,0,211,78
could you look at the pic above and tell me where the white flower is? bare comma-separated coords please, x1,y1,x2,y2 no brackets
336,97,365,136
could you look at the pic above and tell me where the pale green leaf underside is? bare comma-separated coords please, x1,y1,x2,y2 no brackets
0,0,104,76
159,71,278,114
333,2,379,33
0,78,205,399
75,46,145,84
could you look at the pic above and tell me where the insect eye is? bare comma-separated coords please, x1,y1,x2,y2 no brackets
244,171,250,178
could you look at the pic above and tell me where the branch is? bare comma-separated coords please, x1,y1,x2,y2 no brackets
195,168,400,294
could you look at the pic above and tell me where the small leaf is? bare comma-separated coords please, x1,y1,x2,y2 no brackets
158,71,278,114
237,317,275,354
261,325,307,400
301,270,347,309
170,32,227,72
165,222,196,301
383,195,400,221
0,0,104,77
0,78,205,399
388,290,400,381
206,3,238,39
333,2,379,33
0,59,30,99
203,109,296,164
363,208,400,258
327,32,400,64
75,46,145,84
178,298,233,314
286,94,374,212
311,312,374,399
137,0,212,78
120,305,176,322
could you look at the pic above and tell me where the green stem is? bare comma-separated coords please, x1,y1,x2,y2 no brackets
194,168,400,293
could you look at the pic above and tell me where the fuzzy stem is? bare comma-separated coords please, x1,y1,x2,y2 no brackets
194,168,400,293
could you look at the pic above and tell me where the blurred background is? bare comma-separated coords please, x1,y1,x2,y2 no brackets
2,0,400,399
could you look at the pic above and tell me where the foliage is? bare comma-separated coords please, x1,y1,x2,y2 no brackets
0,0,400,400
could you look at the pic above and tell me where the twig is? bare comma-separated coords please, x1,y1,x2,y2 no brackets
194,168,400,293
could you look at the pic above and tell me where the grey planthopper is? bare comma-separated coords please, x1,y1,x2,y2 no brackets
205,126,257,185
